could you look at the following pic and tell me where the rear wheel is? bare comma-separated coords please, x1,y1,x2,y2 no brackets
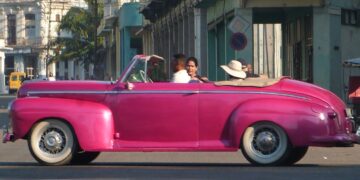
284,147,308,165
28,119,77,166
241,122,292,166
71,151,100,165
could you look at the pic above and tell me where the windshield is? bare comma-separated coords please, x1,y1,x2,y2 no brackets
123,57,168,83
147,60,167,82
125,60,146,82
11,75,18,81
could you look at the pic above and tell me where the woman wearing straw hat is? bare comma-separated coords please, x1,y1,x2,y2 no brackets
220,60,247,81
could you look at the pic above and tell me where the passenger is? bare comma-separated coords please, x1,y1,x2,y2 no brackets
186,57,209,83
171,53,191,83
48,72,56,81
220,60,247,81
238,58,259,78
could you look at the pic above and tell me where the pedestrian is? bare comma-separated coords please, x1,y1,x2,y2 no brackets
238,58,259,78
48,72,56,81
171,53,191,83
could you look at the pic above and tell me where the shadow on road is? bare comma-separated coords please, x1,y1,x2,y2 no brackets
0,161,320,167
90,162,321,167
1,162,360,179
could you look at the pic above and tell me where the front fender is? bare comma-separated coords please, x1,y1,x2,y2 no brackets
11,97,114,151
229,98,329,147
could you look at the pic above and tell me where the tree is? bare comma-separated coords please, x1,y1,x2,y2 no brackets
50,0,104,79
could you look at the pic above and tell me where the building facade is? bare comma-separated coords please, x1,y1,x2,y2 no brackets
141,0,208,78
0,0,86,93
194,0,360,99
98,0,146,80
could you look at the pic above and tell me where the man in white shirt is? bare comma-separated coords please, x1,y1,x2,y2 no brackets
171,54,191,83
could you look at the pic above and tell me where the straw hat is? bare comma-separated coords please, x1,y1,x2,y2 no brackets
221,60,247,79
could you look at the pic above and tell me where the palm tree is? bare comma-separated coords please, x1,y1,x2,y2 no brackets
50,0,104,79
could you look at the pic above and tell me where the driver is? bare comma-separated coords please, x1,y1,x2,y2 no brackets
171,53,191,83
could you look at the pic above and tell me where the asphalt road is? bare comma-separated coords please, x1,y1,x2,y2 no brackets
1,95,360,179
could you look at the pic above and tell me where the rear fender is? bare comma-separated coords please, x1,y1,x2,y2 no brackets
228,98,327,147
11,97,114,151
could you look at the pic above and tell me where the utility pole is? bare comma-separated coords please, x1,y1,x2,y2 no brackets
94,0,98,65
46,0,52,77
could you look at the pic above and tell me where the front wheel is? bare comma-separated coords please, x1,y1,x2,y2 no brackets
71,151,100,165
241,122,291,166
28,119,78,166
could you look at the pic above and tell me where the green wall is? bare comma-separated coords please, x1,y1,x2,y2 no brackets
313,6,342,96
205,0,253,81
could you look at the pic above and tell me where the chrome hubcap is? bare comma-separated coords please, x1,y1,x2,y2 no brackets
253,128,279,155
39,128,66,154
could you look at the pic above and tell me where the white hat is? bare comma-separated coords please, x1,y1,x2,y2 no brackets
221,60,247,79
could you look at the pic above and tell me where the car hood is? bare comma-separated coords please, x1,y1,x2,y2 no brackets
18,80,113,100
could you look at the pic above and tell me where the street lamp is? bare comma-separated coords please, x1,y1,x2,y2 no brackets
36,0,52,79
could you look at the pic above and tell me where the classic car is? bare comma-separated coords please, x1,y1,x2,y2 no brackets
2,55,359,166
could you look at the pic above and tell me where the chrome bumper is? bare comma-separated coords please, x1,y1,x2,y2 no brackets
2,100,14,143
2,128,14,143
2,132,14,143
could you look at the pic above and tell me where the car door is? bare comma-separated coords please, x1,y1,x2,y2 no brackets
111,82,199,148
198,83,245,149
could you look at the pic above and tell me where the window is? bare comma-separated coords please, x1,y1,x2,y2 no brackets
25,14,36,38
7,14,16,45
124,60,146,82
56,14,61,22
342,9,360,26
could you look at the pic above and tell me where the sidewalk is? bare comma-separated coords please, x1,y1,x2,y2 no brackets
0,94,15,97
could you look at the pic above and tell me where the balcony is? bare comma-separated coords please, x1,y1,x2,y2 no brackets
0,0,36,3
104,2,118,18
5,37,46,48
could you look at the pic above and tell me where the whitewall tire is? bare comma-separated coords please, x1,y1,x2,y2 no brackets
241,122,291,166
28,119,77,166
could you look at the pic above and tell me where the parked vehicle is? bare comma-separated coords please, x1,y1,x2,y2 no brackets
343,57,360,136
8,72,26,94
2,55,359,166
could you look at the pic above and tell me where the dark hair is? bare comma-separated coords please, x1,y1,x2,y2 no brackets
229,75,242,80
173,53,186,60
237,58,247,66
186,57,198,67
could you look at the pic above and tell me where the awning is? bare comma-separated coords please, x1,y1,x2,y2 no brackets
344,58,360,67
4,47,31,54
140,0,180,22
135,24,152,36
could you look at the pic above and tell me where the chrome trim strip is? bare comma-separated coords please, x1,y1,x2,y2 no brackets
199,90,308,100
27,90,307,99
28,90,199,95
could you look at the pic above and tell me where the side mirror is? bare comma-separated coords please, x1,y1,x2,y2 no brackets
125,82,134,90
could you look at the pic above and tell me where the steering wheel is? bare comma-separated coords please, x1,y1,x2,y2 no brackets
139,70,153,83
139,70,146,82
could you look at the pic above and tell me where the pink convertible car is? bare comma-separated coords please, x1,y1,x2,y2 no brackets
2,55,359,166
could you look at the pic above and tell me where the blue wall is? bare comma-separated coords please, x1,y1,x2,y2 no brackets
118,2,143,71
119,3,143,29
